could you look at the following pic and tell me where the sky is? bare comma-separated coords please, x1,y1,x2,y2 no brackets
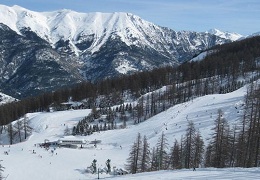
1,0,260,35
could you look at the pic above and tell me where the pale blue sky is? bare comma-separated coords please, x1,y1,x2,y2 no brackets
1,0,260,35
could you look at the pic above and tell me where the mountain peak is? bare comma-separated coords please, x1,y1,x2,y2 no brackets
12,4,26,10
207,28,243,41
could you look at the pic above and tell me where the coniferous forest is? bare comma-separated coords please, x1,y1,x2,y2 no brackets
0,35,259,171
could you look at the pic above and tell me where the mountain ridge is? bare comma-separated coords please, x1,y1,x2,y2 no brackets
0,4,246,97
0,4,240,56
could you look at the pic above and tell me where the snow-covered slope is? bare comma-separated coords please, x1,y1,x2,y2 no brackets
190,50,214,62
0,4,231,58
1,85,255,179
0,4,170,53
207,28,243,41
0,92,17,105
112,168,260,180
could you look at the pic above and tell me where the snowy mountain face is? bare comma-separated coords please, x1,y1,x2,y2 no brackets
0,5,236,97
207,28,243,41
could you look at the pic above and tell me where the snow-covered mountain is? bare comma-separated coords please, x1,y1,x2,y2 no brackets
207,28,243,41
0,5,233,55
246,31,260,39
0,4,239,97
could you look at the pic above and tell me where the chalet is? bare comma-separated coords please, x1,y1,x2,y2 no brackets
57,138,87,148
48,101,85,112
61,102,85,110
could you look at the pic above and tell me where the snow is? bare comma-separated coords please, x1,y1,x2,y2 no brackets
1,84,259,179
0,4,161,54
0,92,17,105
115,60,137,74
207,28,243,41
0,4,245,61
111,168,260,180
190,50,215,62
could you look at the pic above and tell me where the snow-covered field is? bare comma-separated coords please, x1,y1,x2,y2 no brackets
1,85,260,180
112,168,260,180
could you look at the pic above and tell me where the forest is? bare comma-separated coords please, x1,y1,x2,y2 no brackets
125,82,259,174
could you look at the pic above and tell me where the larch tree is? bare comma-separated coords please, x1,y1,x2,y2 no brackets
156,132,169,170
22,115,32,140
183,121,196,169
150,147,159,171
125,133,142,174
140,135,151,172
208,109,231,168
13,120,23,142
7,123,14,145
204,143,213,167
169,139,182,169
193,131,204,168
239,83,260,167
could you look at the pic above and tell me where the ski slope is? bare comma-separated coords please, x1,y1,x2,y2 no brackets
112,168,260,180
1,85,260,180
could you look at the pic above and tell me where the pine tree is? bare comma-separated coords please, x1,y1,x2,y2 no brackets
91,106,100,119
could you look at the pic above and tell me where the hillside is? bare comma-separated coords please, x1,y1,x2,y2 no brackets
1,84,259,179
